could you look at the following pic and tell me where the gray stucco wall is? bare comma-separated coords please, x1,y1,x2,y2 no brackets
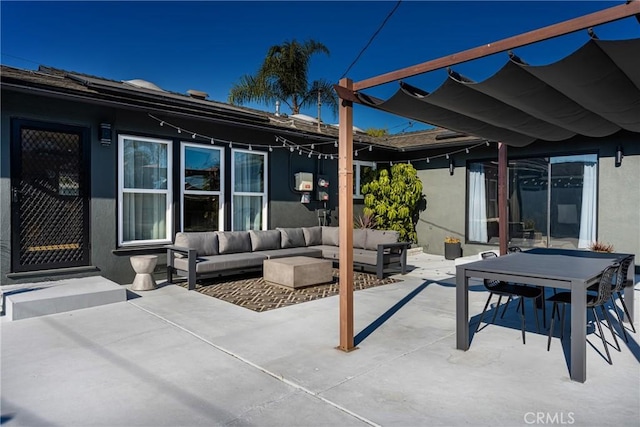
413,136,640,261
1,90,371,285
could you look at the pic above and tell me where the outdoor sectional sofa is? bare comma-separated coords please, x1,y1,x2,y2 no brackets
166,226,410,290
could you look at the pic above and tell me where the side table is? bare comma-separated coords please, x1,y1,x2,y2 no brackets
130,255,158,291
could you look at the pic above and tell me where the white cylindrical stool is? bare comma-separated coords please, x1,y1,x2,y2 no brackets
130,255,158,291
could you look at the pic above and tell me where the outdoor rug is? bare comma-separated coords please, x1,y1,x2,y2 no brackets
177,269,400,312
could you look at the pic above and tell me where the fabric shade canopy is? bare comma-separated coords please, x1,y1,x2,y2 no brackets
357,37,640,147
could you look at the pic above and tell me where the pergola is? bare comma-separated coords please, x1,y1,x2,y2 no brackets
334,1,640,351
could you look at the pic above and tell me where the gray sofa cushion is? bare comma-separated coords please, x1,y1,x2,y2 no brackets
259,247,323,259
174,232,218,256
302,226,323,246
365,229,399,250
277,227,306,248
217,231,252,254
310,244,340,260
173,252,266,274
249,230,282,251
322,226,340,246
353,229,368,249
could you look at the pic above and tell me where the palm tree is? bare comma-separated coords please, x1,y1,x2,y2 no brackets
228,39,338,118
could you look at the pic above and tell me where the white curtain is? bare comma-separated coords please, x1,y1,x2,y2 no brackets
469,163,488,243
122,139,167,241
233,151,264,231
578,161,597,248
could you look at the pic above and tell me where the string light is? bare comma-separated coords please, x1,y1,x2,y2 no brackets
148,114,493,165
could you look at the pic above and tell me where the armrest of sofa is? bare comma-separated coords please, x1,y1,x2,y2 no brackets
376,242,410,278
166,245,198,290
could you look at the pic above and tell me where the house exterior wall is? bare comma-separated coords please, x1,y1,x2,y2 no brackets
414,136,640,262
0,89,359,285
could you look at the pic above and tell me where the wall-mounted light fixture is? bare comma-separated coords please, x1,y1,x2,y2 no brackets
449,156,455,175
100,123,112,146
615,145,624,167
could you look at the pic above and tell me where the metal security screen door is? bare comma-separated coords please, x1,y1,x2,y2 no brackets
11,120,90,272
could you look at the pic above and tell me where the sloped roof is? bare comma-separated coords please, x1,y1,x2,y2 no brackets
0,64,480,150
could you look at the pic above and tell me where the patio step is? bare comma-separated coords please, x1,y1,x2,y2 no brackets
3,276,127,321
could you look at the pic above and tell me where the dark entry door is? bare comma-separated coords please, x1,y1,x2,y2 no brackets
11,120,90,272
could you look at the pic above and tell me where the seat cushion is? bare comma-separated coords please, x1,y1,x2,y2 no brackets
277,227,306,248
217,231,252,254
249,230,282,251
311,244,340,260
173,253,266,274
259,247,323,259
174,232,218,256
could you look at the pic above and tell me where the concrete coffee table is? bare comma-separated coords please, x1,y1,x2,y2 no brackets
263,256,333,289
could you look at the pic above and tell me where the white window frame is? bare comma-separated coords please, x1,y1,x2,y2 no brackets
118,134,172,246
231,148,268,230
354,160,376,199
180,142,225,231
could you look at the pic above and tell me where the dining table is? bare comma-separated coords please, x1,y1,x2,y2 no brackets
455,247,635,382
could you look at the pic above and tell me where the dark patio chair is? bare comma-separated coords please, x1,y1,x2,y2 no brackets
475,251,542,344
547,263,620,364
606,255,636,342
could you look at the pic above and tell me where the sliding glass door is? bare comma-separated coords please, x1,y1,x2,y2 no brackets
468,154,597,249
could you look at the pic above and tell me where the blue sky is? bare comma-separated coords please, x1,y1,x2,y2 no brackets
2,1,638,133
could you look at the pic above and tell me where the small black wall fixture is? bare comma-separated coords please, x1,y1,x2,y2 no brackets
615,145,624,167
100,123,112,146
449,156,455,175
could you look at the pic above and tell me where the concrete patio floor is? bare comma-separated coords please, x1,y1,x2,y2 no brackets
2,252,639,426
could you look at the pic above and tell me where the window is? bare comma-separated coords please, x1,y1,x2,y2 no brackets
118,135,172,245
181,143,224,231
353,160,376,198
467,154,597,249
231,149,267,230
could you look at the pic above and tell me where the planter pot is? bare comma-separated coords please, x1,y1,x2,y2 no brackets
444,242,462,260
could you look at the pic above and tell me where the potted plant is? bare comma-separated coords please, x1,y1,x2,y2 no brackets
588,241,614,253
444,236,462,260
